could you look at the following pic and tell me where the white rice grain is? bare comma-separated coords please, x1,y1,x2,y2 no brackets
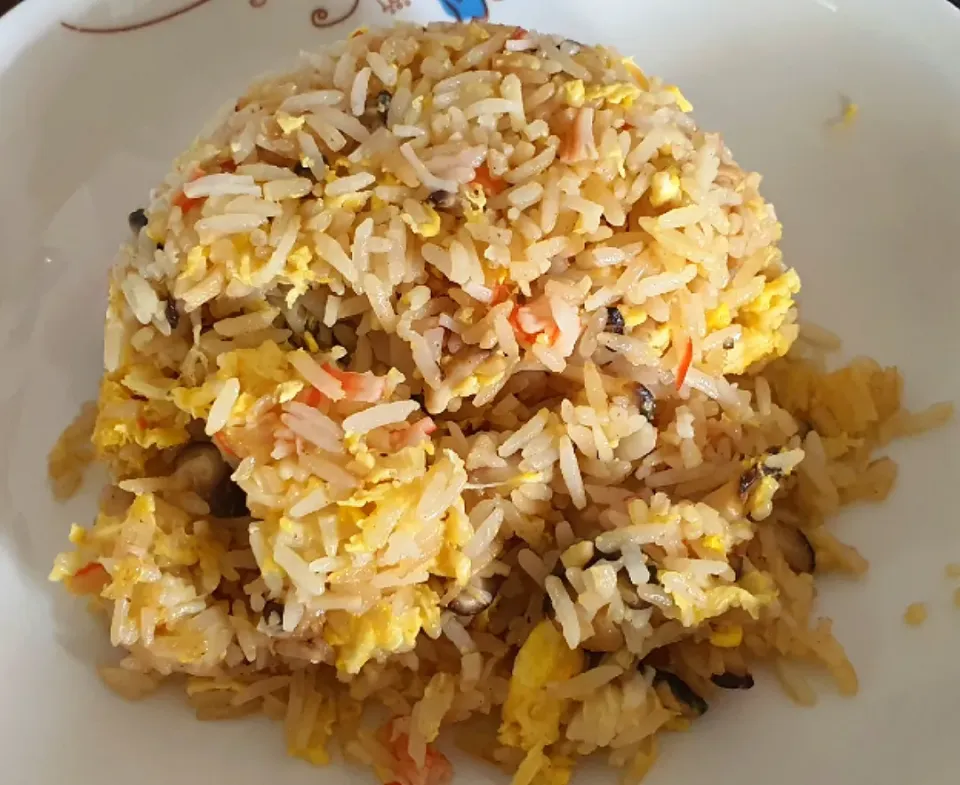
350,67,372,117
205,378,240,435
399,142,458,193
342,400,419,435
558,435,587,510
545,575,582,647
184,174,261,199
288,350,346,401
326,172,376,197
498,409,549,457
279,90,345,114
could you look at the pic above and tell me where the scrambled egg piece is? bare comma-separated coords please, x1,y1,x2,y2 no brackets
452,374,485,397
170,384,218,420
560,80,586,108
709,624,743,648
665,85,693,112
464,183,487,222
722,270,801,374
326,193,371,212
227,235,257,286
324,586,441,674
840,102,859,126
284,245,316,305
276,112,305,135
660,571,778,627
649,168,681,207
172,341,302,424
723,329,792,375
829,96,859,129
647,324,672,355
705,303,731,332
95,378,191,455
560,80,642,108
180,245,208,284
585,82,642,107
52,491,227,634
622,306,647,328
621,57,650,90
433,500,473,585
701,534,725,553
401,204,441,238
514,747,574,785
500,620,584,750
738,450,801,521
746,475,779,520
739,269,801,333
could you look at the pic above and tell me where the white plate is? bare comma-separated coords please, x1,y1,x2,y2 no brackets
2,0,959,783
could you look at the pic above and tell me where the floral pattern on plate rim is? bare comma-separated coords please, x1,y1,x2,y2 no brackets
60,0,492,34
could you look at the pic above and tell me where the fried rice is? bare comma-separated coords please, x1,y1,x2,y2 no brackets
47,20,954,785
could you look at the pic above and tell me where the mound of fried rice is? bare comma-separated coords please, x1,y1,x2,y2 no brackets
48,21,953,785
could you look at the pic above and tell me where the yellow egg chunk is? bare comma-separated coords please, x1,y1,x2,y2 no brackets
324,586,441,674
723,270,801,374
500,621,584,751
649,168,682,207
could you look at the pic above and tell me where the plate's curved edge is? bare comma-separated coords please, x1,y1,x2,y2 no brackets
59,0,217,34
7,0,497,43
55,0,370,35
0,0,66,70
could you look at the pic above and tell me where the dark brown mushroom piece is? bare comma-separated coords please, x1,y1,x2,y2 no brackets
449,576,503,616
165,299,180,330
704,478,746,521
739,464,761,498
375,90,392,118
710,671,755,690
293,162,319,180
427,189,457,210
261,600,284,626
727,549,745,579
128,208,148,233
584,651,606,669
758,454,784,480
635,384,657,422
605,306,625,335
774,524,816,574
360,91,393,129
209,475,250,519
173,443,230,499
541,590,553,616
652,669,709,716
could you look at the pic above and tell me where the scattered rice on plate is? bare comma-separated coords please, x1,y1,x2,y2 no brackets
903,603,928,627
47,21,953,785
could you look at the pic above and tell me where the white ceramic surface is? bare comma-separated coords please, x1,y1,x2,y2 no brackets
1,0,959,783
